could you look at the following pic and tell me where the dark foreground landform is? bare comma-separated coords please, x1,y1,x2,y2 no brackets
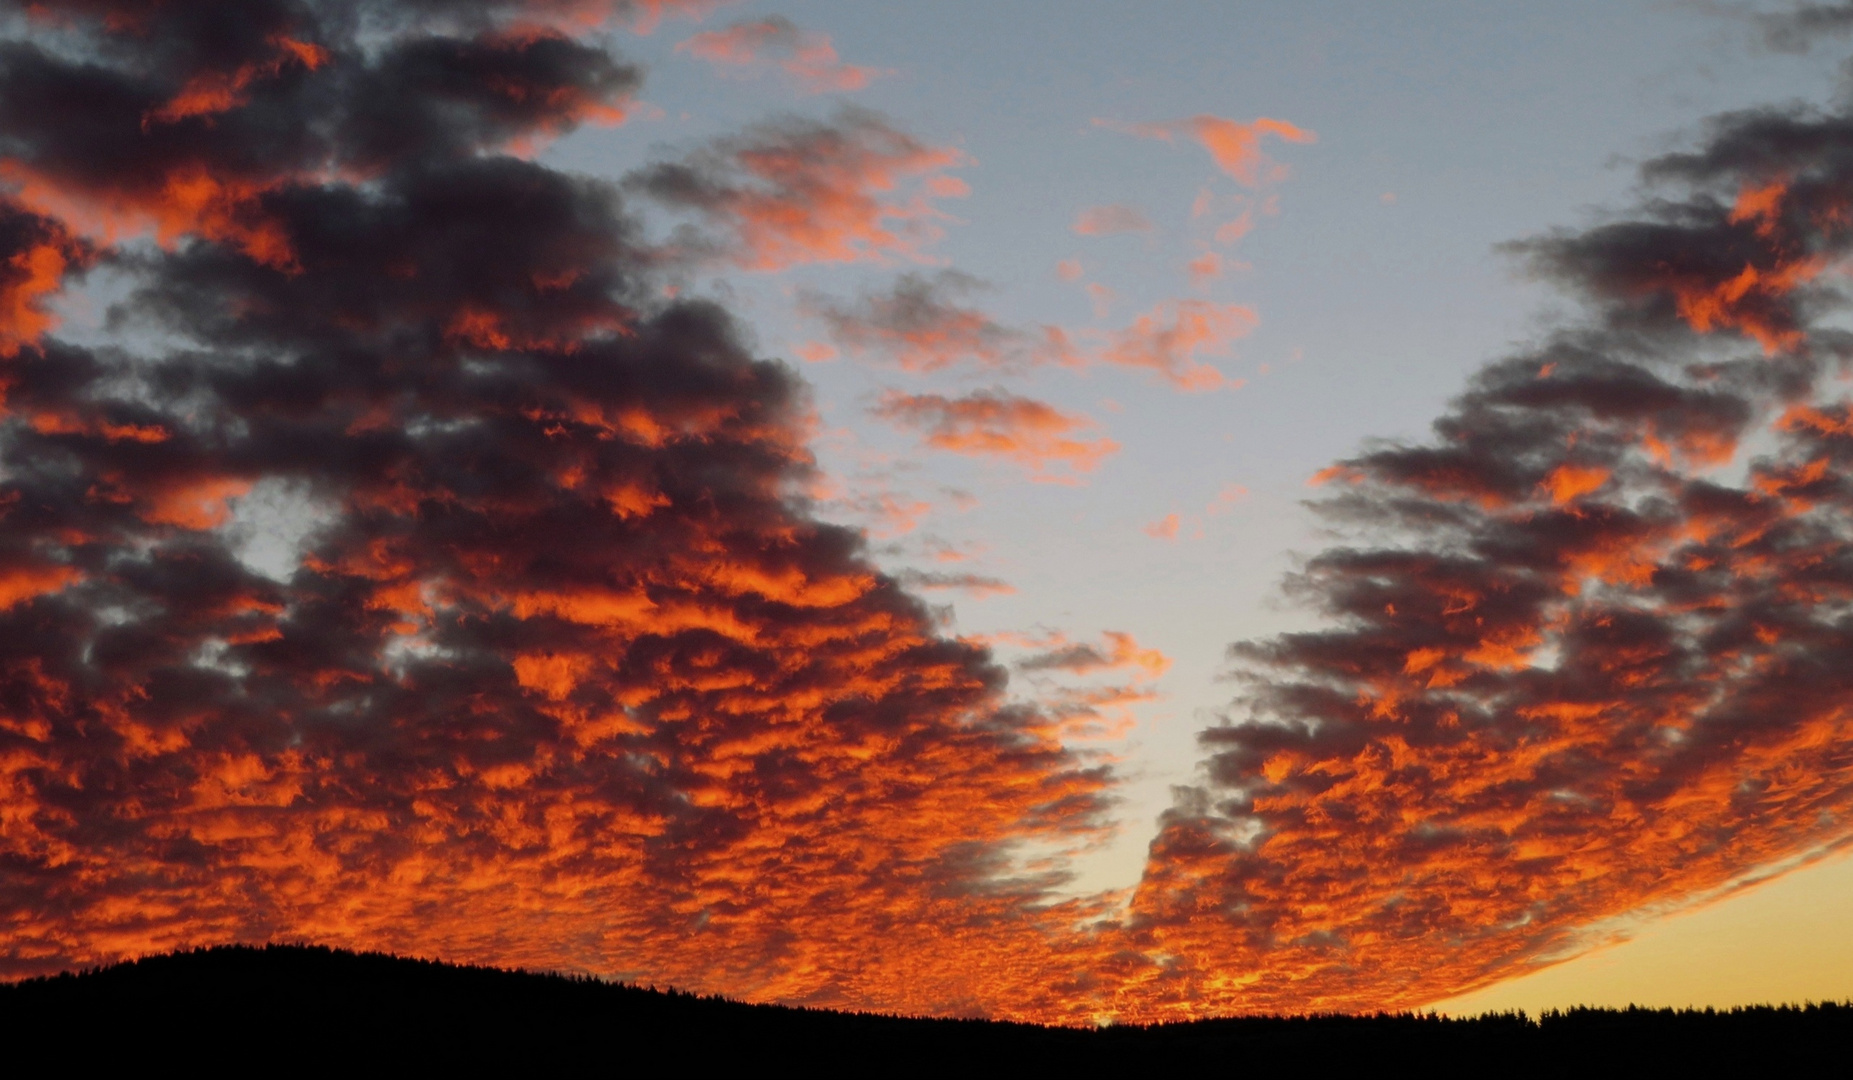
2,945,1847,1072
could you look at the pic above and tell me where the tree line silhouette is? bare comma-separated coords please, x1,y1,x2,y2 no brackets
1,944,1844,1072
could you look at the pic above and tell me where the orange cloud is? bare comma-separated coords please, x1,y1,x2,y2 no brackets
1072,204,1153,236
632,109,970,270
1205,482,1249,515
1015,629,1171,681
677,16,883,93
1187,251,1223,285
514,0,736,35
0,201,88,363
0,7,1122,1026
1214,209,1254,245
1097,299,1256,391
145,35,327,127
1056,258,1083,281
873,389,1120,482
1142,513,1180,540
1011,631,1172,741
1096,114,1316,186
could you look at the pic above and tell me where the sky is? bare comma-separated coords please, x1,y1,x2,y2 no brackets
2,0,1853,1023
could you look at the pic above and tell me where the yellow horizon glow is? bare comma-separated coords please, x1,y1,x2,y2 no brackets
1435,848,1853,1016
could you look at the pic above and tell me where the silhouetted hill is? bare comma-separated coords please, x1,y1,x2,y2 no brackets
2,944,1846,1073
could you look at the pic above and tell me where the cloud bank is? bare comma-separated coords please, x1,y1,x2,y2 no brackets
7,0,1853,1029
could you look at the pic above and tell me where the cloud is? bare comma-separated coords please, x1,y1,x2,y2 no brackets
0,15,643,270
1754,2,1853,51
0,0,1115,1023
1017,631,1171,679
1098,299,1257,391
830,490,932,537
1142,513,1180,540
629,107,970,270
1096,114,1315,186
802,271,1085,374
0,201,90,360
894,569,1014,597
801,270,1022,371
802,283,1257,392
1116,89,1853,1020
1056,258,1083,281
512,0,742,35
24,0,1853,1031
872,389,1120,481
1187,251,1224,285
1010,631,1171,741
676,16,883,93
1214,209,1254,245
1205,482,1249,515
1072,204,1154,236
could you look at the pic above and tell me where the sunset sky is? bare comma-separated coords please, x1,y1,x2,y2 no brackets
4,0,1853,1022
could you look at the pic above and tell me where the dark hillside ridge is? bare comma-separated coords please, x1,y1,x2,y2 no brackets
3,945,1846,1072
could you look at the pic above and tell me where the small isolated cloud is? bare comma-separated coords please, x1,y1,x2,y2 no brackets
1098,299,1257,391
833,490,932,538
1096,114,1315,186
1143,512,1181,540
1214,209,1254,245
803,270,1018,371
630,107,969,270
676,16,884,93
895,569,1014,597
1205,482,1249,516
873,388,1119,482
804,272,1082,374
1056,258,1084,281
498,1,737,36
1187,251,1223,286
1017,630,1171,679
622,0,741,35
1072,203,1153,236
917,535,986,563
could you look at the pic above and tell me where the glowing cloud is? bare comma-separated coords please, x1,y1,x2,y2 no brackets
17,0,1853,1033
677,16,883,93
632,108,970,269
1098,299,1257,391
1096,114,1316,186
873,389,1120,481
1114,85,1853,1021
1018,631,1171,680
0,0,1112,1024
1143,513,1181,540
